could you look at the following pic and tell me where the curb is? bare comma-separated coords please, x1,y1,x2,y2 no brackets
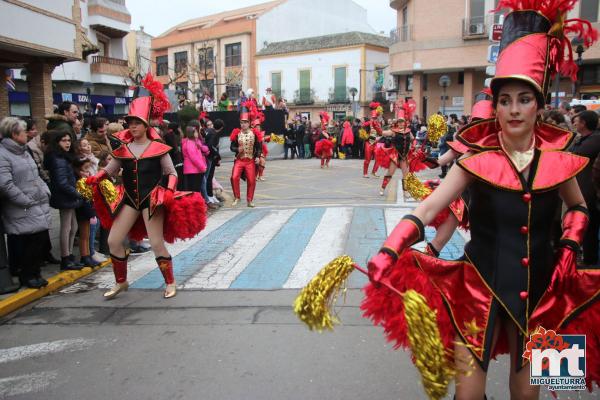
0,260,111,318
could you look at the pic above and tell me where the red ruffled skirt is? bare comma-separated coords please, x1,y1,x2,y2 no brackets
315,138,334,158
93,184,207,244
360,250,600,391
374,144,397,169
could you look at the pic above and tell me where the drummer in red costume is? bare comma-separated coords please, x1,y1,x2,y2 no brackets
362,103,382,178
86,74,207,300
229,103,263,207
363,1,600,398
314,111,334,168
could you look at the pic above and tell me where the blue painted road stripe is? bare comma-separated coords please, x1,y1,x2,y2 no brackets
345,207,387,288
132,210,268,289
230,207,326,289
424,226,465,260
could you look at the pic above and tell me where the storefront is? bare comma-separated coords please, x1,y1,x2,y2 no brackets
8,91,131,116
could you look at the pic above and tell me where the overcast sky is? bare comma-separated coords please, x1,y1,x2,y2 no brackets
127,0,397,37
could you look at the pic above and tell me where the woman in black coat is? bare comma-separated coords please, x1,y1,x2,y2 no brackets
43,130,84,270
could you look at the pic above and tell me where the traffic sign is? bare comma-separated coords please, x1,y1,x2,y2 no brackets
487,44,500,63
490,24,503,41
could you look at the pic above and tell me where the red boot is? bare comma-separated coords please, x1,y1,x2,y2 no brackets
156,256,176,298
104,254,128,299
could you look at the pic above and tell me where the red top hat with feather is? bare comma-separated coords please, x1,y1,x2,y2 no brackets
119,73,170,142
471,88,494,121
491,0,597,106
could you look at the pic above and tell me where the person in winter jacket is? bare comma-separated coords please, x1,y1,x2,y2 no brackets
182,126,209,194
44,130,85,271
0,117,51,288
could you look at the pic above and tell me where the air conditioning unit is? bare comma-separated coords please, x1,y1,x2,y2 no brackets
469,23,485,35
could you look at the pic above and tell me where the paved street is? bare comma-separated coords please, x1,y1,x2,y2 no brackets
0,159,596,400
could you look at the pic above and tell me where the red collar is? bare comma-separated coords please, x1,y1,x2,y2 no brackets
112,140,171,160
457,119,574,152
112,127,162,143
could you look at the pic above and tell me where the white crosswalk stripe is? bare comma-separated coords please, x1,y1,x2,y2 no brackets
184,209,296,289
283,207,353,288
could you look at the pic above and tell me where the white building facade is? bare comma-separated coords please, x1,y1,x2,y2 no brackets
256,32,390,120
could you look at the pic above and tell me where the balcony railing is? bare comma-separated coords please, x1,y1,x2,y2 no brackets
462,14,502,39
390,25,413,43
294,89,314,105
91,56,129,77
329,87,350,104
91,56,128,66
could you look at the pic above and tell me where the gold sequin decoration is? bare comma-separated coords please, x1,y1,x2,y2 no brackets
359,128,369,141
99,179,117,204
270,133,285,145
427,114,447,143
404,289,455,400
403,173,432,200
293,255,355,332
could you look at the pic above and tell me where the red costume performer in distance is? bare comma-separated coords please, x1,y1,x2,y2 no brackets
229,102,264,207
363,1,600,398
86,73,207,300
314,111,334,168
362,103,382,178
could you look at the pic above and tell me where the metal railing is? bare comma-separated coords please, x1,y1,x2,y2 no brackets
294,89,314,105
390,25,413,43
91,56,128,66
329,87,350,104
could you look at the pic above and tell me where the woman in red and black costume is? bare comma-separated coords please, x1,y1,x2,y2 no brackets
363,103,384,178
86,74,207,300
229,103,263,207
363,2,600,398
253,114,270,181
314,111,334,168
375,115,414,196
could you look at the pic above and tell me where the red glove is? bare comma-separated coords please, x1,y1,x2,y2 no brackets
86,169,108,186
548,206,589,293
163,175,178,206
367,216,424,284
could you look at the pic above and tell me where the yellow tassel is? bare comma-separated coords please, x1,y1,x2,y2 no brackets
376,106,384,115
293,255,355,332
404,289,455,400
359,128,369,141
99,179,117,204
403,173,432,201
427,114,447,143
76,178,93,201
270,133,285,145
338,152,346,160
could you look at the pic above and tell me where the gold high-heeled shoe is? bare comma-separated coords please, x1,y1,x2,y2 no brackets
103,282,129,300
164,283,176,299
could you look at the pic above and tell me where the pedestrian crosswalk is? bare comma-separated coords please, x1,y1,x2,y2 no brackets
65,206,469,292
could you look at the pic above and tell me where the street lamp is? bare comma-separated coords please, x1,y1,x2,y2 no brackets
349,87,358,117
571,37,586,99
438,75,451,115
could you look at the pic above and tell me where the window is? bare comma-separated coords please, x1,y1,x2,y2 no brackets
299,69,311,102
156,56,168,76
582,64,600,85
271,72,282,99
580,0,599,22
458,71,464,85
200,79,214,98
402,6,408,25
175,81,188,95
226,85,240,101
406,76,413,91
174,51,188,74
225,42,241,67
198,47,214,71
334,66,347,102
469,0,485,22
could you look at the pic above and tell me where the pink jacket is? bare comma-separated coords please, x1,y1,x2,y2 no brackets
182,138,209,174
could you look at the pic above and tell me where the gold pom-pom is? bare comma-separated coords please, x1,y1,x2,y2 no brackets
98,179,117,204
76,178,93,201
403,173,432,201
376,106,384,115
338,152,346,160
270,133,285,145
404,289,455,400
359,128,369,141
293,255,355,332
427,114,447,143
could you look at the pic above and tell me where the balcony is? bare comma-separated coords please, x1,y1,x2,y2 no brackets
462,14,501,40
389,0,407,10
329,87,350,104
88,0,131,38
390,25,413,43
293,89,314,105
91,56,129,78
